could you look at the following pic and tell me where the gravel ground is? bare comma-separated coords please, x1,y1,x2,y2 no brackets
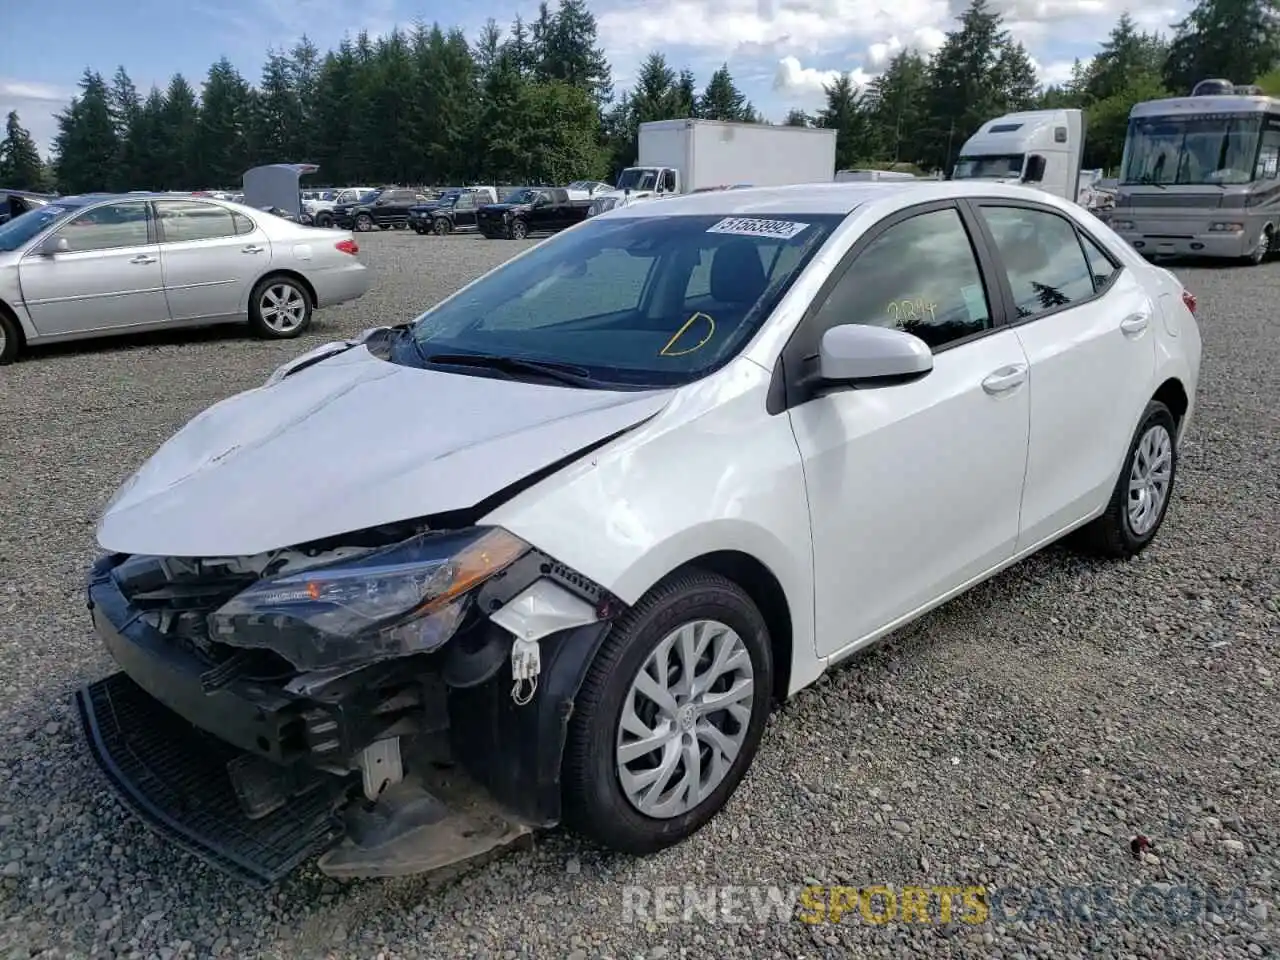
0,230,1276,960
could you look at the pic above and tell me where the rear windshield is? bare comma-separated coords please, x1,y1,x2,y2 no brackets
408,211,843,387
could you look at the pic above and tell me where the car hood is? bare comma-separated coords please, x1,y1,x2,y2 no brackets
97,346,675,557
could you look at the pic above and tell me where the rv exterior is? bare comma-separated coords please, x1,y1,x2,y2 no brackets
1110,79,1280,264
950,110,1085,203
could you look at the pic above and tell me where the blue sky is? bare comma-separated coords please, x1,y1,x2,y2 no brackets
1,0,1191,157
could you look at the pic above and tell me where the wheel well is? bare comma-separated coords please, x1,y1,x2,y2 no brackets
0,300,26,347
682,551,793,703
1152,377,1188,427
254,270,317,310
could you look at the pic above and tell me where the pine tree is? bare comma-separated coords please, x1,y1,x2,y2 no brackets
52,70,119,193
818,74,871,169
699,65,756,122
1163,0,1280,95
198,59,254,187
0,111,45,190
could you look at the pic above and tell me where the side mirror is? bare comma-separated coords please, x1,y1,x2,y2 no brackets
1022,155,1047,183
40,236,70,256
817,324,933,385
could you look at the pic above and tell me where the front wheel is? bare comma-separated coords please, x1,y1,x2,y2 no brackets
1245,225,1273,265
433,218,452,236
1076,400,1178,558
354,213,374,232
510,219,529,240
315,213,333,228
248,276,313,339
562,570,773,855
0,310,21,364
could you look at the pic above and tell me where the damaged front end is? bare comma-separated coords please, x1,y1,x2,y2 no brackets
76,520,623,886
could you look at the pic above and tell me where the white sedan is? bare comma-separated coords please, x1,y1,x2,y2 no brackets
80,180,1200,882
0,193,371,364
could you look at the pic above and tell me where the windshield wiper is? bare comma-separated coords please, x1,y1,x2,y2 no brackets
424,352,597,387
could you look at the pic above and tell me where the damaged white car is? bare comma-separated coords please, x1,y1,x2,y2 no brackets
80,180,1201,885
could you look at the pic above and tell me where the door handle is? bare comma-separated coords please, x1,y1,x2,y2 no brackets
1120,312,1150,335
129,254,156,264
241,244,265,254
981,364,1028,395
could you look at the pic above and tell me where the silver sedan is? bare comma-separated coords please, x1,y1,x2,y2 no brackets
0,193,372,364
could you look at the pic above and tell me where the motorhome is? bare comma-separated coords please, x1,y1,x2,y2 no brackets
950,109,1086,203
588,119,837,216
1110,78,1280,264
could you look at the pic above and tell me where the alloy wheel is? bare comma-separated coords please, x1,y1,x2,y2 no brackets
259,284,308,334
615,619,754,819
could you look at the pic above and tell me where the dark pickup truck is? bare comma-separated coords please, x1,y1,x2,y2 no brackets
410,189,491,235
332,187,427,232
476,188,592,240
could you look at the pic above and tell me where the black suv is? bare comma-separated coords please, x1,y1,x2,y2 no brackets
332,188,426,232
414,191,485,235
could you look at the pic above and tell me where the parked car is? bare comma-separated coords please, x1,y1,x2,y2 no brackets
76,181,1199,885
413,190,493,235
476,187,593,239
333,188,427,232
0,189,57,226
0,193,371,363
308,187,379,227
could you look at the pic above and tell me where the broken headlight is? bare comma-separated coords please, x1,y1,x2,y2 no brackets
208,527,530,671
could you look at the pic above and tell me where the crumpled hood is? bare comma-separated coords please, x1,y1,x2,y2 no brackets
98,346,674,557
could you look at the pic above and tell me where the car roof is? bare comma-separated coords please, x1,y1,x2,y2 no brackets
605,180,1078,218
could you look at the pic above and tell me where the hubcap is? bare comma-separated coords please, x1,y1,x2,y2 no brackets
259,284,307,333
1127,424,1173,536
616,619,754,819
0,326,7,356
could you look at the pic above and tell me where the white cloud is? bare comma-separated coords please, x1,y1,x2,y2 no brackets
773,56,875,96
1031,57,1087,86
0,79,74,156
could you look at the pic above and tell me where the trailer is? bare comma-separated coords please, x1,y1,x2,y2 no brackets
588,119,837,215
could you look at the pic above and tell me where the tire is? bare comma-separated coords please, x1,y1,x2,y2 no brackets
1245,225,1273,265
393,221,406,230
562,570,773,855
413,225,425,235
315,213,333,228
0,309,21,364
355,213,374,232
510,219,529,240
1076,400,1178,558
433,218,452,236
248,275,313,339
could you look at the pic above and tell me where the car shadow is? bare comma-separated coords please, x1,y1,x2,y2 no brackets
17,323,259,362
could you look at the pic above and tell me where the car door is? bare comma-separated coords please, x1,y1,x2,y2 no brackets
153,199,267,322
529,191,556,231
453,193,477,228
17,199,169,336
968,201,1158,549
782,201,1032,658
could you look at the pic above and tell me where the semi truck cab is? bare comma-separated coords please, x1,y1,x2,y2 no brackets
950,109,1085,203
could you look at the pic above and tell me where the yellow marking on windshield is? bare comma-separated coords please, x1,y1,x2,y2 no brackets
659,312,716,356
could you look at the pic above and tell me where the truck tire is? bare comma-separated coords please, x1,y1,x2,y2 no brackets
315,212,333,228
433,218,452,236
1245,224,1273,265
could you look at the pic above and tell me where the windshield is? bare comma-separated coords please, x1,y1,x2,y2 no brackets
952,155,1024,180
0,203,80,252
1121,114,1263,185
405,212,842,388
616,169,659,191
505,189,538,205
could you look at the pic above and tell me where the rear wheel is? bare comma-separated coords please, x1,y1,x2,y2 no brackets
562,570,773,854
248,276,313,339
0,309,21,364
1076,400,1178,558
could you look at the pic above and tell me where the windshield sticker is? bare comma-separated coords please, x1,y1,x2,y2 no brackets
707,217,809,240
660,312,716,356
960,284,987,322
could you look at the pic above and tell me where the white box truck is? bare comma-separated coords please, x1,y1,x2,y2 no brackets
949,109,1086,203
588,119,838,215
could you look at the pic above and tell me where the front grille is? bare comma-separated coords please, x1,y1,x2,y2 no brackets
77,672,349,885
1126,193,1221,208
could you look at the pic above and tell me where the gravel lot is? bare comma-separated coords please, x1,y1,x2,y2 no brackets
0,229,1276,960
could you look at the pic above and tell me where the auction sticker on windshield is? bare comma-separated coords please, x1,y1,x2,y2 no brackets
707,217,809,240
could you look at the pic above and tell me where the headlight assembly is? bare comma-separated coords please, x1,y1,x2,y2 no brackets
208,527,530,671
